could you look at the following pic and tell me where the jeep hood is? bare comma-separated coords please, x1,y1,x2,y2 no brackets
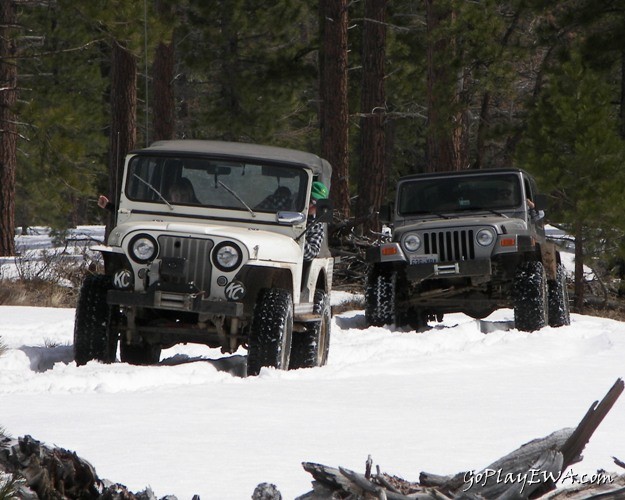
109,221,302,263
394,214,529,237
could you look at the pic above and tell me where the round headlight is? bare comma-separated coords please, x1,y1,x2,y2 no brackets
403,234,421,252
129,234,158,263
213,241,242,271
476,228,495,247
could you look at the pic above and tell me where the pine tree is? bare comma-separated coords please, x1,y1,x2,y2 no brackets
516,52,625,311
0,0,17,256
16,1,109,230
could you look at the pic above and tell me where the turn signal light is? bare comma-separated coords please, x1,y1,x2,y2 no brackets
500,238,516,247
381,245,398,256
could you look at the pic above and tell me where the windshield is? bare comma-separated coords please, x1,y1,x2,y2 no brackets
126,155,309,213
398,173,523,216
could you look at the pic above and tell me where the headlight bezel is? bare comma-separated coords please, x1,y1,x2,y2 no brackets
402,233,422,252
476,228,496,247
212,241,243,272
128,234,158,263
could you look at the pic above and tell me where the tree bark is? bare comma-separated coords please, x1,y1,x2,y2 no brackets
356,0,387,234
107,41,137,232
574,218,585,312
0,0,17,256
425,0,467,172
319,0,350,217
152,39,175,142
153,0,176,143
620,49,625,139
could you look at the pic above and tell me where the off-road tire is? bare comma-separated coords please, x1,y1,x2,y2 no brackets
513,261,548,332
548,263,571,327
365,264,395,326
74,275,117,366
396,307,428,330
120,341,162,365
289,289,331,370
247,288,293,376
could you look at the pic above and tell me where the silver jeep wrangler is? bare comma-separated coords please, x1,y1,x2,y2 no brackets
365,168,570,331
74,140,334,375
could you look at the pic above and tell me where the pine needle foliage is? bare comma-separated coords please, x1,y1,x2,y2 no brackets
516,50,625,299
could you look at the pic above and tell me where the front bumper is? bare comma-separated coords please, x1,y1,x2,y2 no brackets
405,258,492,282
107,289,244,316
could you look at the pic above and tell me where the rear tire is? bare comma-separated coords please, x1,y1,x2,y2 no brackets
548,263,571,327
290,289,331,369
513,261,548,332
365,264,395,326
247,288,293,376
120,341,162,365
74,275,117,366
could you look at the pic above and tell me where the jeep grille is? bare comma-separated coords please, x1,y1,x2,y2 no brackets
423,230,475,262
157,235,214,291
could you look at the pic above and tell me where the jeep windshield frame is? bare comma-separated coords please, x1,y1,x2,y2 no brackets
397,172,523,217
125,154,310,214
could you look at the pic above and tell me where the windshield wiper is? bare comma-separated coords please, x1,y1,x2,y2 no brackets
133,174,173,210
217,180,256,217
405,209,452,219
458,206,508,218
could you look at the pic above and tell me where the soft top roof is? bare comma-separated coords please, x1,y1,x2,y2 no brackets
399,168,530,182
131,140,332,189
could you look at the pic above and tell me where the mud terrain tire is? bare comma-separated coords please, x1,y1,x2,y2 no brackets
247,288,293,376
365,264,395,326
290,289,331,370
74,275,117,365
513,261,548,332
120,341,162,365
548,263,571,327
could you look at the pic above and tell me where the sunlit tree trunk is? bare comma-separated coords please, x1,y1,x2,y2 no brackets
425,0,467,171
107,41,137,233
319,0,350,217
0,0,17,256
152,39,175,142
357,0,387,233
152,1,176,143
574,219,585,312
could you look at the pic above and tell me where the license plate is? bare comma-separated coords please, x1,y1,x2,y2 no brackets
410,254,439,265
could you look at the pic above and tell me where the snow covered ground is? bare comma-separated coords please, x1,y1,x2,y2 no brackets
1,226,624,499
1,300,624,499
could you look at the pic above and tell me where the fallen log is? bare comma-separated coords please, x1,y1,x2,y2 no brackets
0,434,178,499
296,378,624,500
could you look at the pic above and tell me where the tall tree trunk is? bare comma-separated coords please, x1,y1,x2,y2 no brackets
152,0,176,143
357,0,387,233
425,0,467,172
319,0,350,217
108,41,137,233
0,0,17,256
574,219,585,312
620,49,625,139
474,91,490,169
152,39,175,142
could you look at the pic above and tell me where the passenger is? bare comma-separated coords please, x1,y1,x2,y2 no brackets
303,181,329,261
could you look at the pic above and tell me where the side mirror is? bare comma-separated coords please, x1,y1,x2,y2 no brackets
534,194,548,211
316,198,333,222
378,204,392,223
277,211,306,225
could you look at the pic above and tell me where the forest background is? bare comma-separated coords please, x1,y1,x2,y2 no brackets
2,0,625,310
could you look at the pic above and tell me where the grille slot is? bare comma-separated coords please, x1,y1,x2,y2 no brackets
423,230,475,261
157,236,214,290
